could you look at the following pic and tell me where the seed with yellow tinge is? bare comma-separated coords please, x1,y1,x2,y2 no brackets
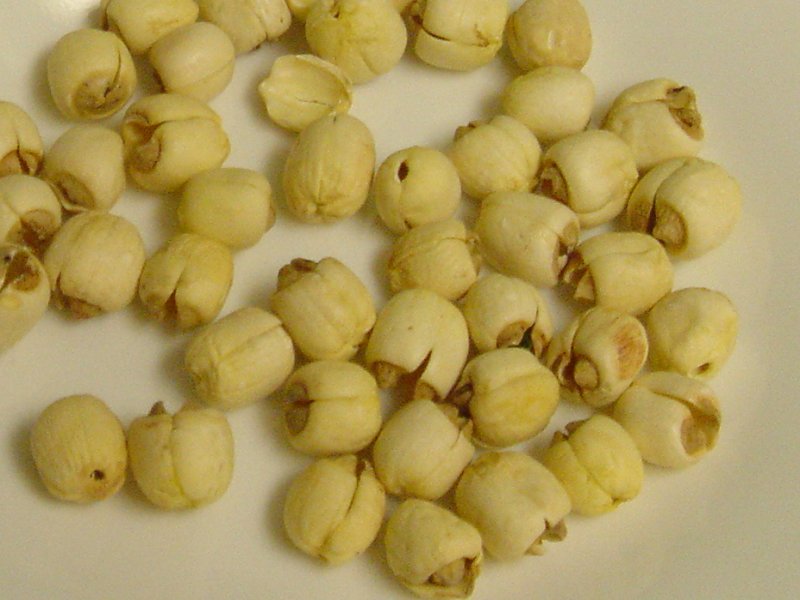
0,101,43,177
0,244,50,353
30,394,127,503
542,414,644,516
197,0,291,55
127,401,234,509
0,175,62,252
385,498,483,598
101,0,199,55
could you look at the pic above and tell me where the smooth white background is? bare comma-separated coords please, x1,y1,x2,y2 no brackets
1,1,799,599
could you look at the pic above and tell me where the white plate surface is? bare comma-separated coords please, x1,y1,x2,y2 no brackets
2,1,799,599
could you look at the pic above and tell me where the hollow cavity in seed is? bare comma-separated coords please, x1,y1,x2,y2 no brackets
429,558,467,587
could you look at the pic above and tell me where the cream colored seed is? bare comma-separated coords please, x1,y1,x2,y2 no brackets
506,0,592,71
184,306,295,410
385,498,483,599
387,218,481,301
626,157,743,259
544,306,648,408
148,22,236,102
454,451,571,560
30,394,127,503
0,244,50,354
365,287,469,402
258,54,353,133
542,414,644,516
613,371,721,468
538,129,638,229
283,455,386,565
474,191,580,288
409,0,508,71
46,28,137,120
305,0,407,84
270,257,375,361
121,93,230,193
502,66,595,145
43,211,145,318
0,175,62,252
462,272,554,356
197,0,291,55
561,231,674,315
286,0,317,21
448,115,542,201
372,399,474,500
138,233,234,329
449,348,560,448
41,124,125,213
127,401,234,510
373,146,461,235
101,0,199,55
0,101,43,177
645,287,738,380
282,360,382,456
282,113,375,222
178,167,275,250
602,78,704,172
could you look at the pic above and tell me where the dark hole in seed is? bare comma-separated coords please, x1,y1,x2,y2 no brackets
696,362,711,374
90,469,105,481
397,161,409,181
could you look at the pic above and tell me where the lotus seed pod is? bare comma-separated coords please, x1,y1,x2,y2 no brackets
454,451,571,560
385,498,483,598
270,257,376,361
409,0,508,71
43,211,145,318
127,402,234,509
506,0,592,71
101,0,199,55
0,101,43,177
138,233,234,329
388,218,481,301
474,191,580,288
41,124,125,213
148,22,236,102
365,288,469,402
561,231,674,315
185,306,295,410
283,455,386,565
501,66,595,145
305,0,407,84
30,394,126,503
542,414,644,516
258,54,352,133
122,93,230,193
448,115,542,201
626,157,743,259
461,273,554,357
178,167,275,250
537,129,638,229
282,114,375,222
545,306,648,408
197,0,291,54
602,78,704,172
46,28,137,120
645,287,738,380
0,175,62,252
373,146,461,235
613,371,721,469
0,244,50,353
373,399,474,500
449,348,559,448
283,360,382,456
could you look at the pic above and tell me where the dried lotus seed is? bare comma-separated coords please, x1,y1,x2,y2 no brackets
0,244,50,353
0,101,43,177
0,175,62,252
101,0,199,55
196,0,291,55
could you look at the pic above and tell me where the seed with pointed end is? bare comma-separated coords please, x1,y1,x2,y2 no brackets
613,371,721,468
385,498,483,598
454,451,571,560
645,287,738,380
127,401,234,509
542,414,644,516
0,101,43,177
0,244,50,353
30,394,126,503
283,455,386,565
603,78,704,172
46,28,137,120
